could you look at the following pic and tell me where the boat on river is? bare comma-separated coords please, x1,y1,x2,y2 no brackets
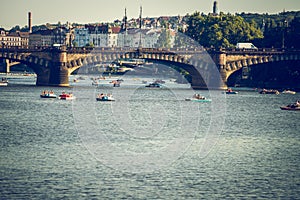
259,89,279,94
280,101,300,111
282,90,296,94
223,88,238,94
185,98,212,102
96,94,115,101
0,77,8,86
145,83,161,88
58,92,76,100
185,94,211,102
40,90,57,98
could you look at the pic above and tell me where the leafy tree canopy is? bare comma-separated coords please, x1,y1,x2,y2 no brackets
185,12,263,48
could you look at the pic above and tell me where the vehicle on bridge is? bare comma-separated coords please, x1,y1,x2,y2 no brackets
236,42,258,50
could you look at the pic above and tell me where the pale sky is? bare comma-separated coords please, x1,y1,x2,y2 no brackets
0,0,299,29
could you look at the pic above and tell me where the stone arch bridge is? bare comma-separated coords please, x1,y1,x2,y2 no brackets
1,46,299,89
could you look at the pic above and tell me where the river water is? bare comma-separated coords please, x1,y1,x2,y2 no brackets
0,74,299,199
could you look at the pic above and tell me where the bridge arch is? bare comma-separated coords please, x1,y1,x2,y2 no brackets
223,52,300,86
70,49,223,89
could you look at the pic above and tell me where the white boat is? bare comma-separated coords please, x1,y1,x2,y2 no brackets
0,81,8,86
282,90,296,94
96,95,115,101
0,77,8,86
185,98,212,102
40,92,57,98
185,94,211,102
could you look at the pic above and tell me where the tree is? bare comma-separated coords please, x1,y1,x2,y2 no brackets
185,12,263,48
9,25,21,32
156,28,171,48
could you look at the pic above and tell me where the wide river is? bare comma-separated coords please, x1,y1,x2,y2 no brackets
0,74,299,199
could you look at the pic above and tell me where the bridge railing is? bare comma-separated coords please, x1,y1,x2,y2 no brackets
1,45,300,54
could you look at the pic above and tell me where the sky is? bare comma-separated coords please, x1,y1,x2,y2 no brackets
0,0,299,29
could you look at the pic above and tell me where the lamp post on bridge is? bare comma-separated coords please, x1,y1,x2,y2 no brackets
282,20,288,49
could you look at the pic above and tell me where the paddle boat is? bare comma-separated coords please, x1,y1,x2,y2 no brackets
282,90,296,95
185,94,211,102
110,80,121,87
259,89,279,95
145,82,161,88
96,93,115,101
223,88,238,94
40,90,57,98
0,77,8,86
280,100,300,111
58,92,76,100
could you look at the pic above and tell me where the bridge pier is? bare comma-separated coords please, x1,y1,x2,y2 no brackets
35,66,70,87
0,59,10,73
48,66,70,86
36,46,70,87
210,50,228,89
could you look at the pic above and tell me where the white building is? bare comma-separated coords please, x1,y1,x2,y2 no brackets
0,29,22,47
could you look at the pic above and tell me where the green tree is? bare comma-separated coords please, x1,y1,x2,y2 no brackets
185,12,263,48
156,28,171,48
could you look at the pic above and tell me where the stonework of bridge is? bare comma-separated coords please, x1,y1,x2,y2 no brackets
1,46,300,89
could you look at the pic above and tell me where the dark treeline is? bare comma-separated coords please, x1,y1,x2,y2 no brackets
179,11,300,49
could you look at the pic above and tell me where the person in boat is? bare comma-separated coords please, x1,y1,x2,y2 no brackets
227,88,233,92
289,100,300,108
193,94,205,100
98,93,105,99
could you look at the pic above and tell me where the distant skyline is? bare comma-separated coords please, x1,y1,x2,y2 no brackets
1,0,299,29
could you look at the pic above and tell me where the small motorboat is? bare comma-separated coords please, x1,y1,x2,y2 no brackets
58,92,76,100
145,83,161,88
259,89,279,95
40,91,57,98
282,90,296,95
96,94,115,101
